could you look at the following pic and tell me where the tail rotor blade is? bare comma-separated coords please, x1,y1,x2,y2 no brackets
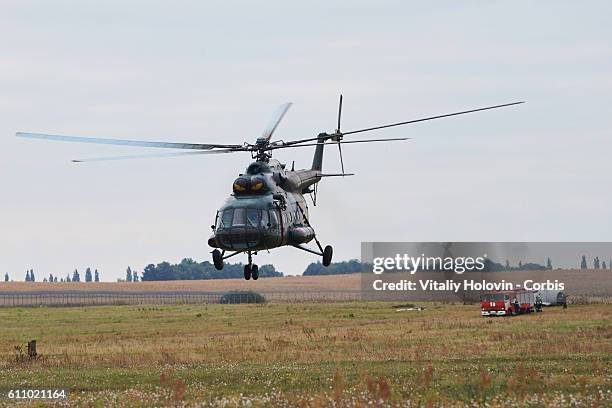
336,94,343,133
338,143,345,174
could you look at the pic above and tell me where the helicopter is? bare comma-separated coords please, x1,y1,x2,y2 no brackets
16,96,523,280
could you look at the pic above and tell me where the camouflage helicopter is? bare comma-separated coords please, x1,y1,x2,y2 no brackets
17,97,523,280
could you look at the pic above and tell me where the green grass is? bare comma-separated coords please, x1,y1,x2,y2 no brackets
0,303,610,407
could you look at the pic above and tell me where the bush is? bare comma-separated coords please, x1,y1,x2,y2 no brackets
219,291,266,304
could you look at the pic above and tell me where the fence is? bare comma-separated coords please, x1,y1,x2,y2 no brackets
0,290,362,307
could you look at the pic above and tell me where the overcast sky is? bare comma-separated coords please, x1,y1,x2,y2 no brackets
1,1,611,281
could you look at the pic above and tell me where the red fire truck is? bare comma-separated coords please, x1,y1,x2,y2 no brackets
481,289,535,317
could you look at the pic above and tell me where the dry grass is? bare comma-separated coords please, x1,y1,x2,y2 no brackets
0,274,362,293
0,302,609,407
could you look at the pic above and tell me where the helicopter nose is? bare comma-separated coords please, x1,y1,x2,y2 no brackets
215,227,261,250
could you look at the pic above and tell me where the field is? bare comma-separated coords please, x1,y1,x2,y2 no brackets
0,302,610,407
2,270,610,307
1,270,611,295
0,274,362,293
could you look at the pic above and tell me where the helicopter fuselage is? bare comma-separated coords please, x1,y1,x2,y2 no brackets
208,159,321,252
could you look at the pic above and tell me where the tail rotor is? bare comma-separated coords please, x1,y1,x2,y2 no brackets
334,94,346,175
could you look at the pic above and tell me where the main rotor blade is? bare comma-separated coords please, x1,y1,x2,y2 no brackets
342,101,525,136
17,132,243,150
338,143,345,174
274,101,524,147
71,149,243,163
269,137,409,150
261,102,292,142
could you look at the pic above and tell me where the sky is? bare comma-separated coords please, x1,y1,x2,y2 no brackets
1,1,611,281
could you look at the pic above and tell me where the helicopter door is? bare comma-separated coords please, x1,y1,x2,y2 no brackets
269,209,283,244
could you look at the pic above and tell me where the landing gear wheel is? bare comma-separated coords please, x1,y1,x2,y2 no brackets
212,249,223,270
244,264,251,280
322,245,333,267
251,264,259,280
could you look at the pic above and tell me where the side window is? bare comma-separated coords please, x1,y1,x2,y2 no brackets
261,210,269,227
269,210,279,227
232,208,246,226
221,209,233,228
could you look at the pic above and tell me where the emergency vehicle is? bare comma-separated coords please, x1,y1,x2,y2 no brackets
481,289,535,316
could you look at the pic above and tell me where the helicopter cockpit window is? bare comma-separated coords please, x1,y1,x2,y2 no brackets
220,209,233,229
246,209,260,227
232,208,246,226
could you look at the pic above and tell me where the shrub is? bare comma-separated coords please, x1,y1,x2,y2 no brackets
219,291,266,304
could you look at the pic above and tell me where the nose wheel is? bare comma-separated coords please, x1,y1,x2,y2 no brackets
243,252,259,280
211,249,260,280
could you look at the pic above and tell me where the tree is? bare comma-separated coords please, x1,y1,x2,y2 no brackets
546,257,552,270
25,270,30,282
85,267,93,282
518,261,523,270
94,269,100,282
505,260,510,270
126,267,133,282
603,261,607,270
54,276,58,282
132,271,138,282
65,274,71,282
72,269,80,282
581,255,587,269
142,264,156,281
594,257,600,269
48,273,54,283
4,273,9,282
303,260,364,276
30,269,36,282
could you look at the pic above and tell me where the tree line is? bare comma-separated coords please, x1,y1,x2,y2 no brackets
4,255,609,283
3,268,102,283
140,258,282,281
303,259,365,276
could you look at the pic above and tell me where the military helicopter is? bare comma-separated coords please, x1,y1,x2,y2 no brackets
17,96,523,280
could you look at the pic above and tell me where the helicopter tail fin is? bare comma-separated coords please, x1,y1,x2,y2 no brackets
311,133,326,171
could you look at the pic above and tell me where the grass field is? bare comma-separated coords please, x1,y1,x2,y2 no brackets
0,302,610,407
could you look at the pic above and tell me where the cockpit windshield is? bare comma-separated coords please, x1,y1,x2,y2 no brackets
246,209,260,227
219,209,233,229
232,208,246,226
217,208,279,229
